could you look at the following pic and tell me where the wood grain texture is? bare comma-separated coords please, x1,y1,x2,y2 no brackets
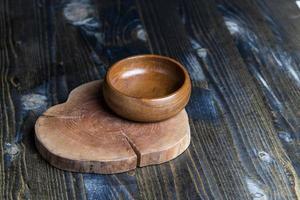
216,0,300,195
103,54,191,122
35,80,190,173
135,0,300,199
1,0,300,199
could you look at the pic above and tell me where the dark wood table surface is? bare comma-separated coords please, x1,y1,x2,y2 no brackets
1,0,300,199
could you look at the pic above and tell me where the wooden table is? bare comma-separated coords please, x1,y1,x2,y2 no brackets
1,0,300,199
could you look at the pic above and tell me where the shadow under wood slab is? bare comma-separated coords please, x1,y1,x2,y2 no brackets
34,80,190,174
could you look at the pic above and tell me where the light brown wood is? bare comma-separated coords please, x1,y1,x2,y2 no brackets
35,80,190,174
103,55,192,122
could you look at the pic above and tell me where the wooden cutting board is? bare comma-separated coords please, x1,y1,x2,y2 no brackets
35,80,190,174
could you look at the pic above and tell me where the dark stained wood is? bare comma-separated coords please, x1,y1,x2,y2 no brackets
1,0,300,199
215,0,300,193
103,54,191,122
135,0,300,199
1,0,70,199
1,0,145,199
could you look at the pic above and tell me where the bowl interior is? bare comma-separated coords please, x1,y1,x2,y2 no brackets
108,56,186,98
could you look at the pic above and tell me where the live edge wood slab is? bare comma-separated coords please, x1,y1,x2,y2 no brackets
34,80,190,174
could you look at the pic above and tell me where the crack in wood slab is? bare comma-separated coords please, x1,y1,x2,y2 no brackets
34,80,190,174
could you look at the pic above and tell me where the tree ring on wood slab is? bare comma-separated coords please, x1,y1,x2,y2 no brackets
35,80,190,174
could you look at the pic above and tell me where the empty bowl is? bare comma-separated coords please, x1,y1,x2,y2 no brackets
103,54,191,122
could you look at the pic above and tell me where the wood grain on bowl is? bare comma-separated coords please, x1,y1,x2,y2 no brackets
34,81,190,174
103,55,192,122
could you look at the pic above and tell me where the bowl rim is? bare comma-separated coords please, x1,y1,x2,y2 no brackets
105,54,191,101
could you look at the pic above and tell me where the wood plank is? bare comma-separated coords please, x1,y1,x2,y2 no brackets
62,0,149,198
0,0,70,199
1,0,147,199
264,0,300,50
216,0,300,183
135,0,299,199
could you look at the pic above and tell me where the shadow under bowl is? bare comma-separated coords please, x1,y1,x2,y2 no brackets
103,54,191,122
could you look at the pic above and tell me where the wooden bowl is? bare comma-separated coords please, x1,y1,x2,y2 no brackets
103,55,191,122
